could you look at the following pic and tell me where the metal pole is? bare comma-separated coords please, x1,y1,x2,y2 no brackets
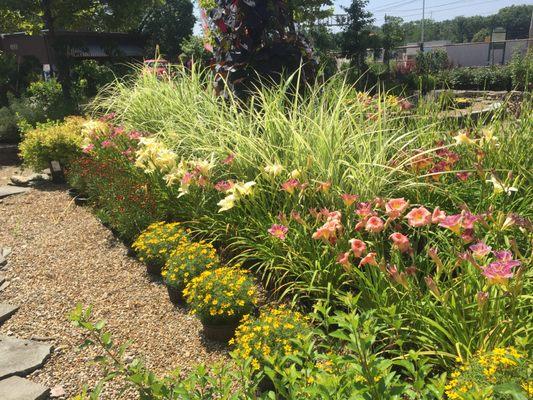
421,0,426,51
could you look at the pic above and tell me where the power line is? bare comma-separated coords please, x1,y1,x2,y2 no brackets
371,0,505,16
369,0,419,13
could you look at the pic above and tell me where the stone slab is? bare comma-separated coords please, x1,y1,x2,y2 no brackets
0,186,30,199
0,304,19,325
0,336,52,379
0,376,50,400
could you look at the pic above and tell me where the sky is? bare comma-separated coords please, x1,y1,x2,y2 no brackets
335,0,533,25
193,1,532,34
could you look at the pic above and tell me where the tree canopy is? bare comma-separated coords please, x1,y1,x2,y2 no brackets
0,0,164,33
139,0,195,58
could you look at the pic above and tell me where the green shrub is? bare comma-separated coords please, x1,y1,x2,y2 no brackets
0,106,19,143
19,116,86,170
438,66,512,91
9,79,76,132
509,51,533,91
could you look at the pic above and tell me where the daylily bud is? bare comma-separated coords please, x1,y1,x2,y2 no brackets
424,276,440,297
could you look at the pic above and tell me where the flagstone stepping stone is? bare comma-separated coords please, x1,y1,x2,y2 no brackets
0,186,30,199
0,376,49,400
10,174,49,187
0,304,19,325
0,336,52,379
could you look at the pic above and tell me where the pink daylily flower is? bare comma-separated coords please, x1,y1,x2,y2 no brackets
405,207,432,227
349,239,367,257
482,260,520,284
268,224,288,240
365,216,384,233
337,252,352,271
431,207,447,224
281,179,301,195
214,180,234,192
359,252,378,267
341,194,359,207
439,214,463,234
389,232,411,253
469,242,492,259
385,198,409,219
356,202,373,218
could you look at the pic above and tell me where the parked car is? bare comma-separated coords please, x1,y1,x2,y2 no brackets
143,59,170,76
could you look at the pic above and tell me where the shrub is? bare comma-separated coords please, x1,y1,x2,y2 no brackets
437,66,512,91
0,106,19,143
183,267,258,325
445,347,531,399
509,51,533,91
416,49,449,75
19,116,86,171
162,239,220,291
132,222,189,269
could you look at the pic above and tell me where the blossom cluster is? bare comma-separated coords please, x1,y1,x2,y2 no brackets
183,267,258,325
231,307,310,372
445,347,530,399
132,222,189,267
162,239,220,290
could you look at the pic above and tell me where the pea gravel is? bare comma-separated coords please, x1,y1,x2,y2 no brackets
0,184,228,399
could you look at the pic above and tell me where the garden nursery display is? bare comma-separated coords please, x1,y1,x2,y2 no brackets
18,64,532,399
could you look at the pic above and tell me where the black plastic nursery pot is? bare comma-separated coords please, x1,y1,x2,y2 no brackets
166,285,185,305
202,321,239,343
146,261,163,276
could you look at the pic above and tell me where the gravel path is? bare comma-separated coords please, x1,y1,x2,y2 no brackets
0,184,228,398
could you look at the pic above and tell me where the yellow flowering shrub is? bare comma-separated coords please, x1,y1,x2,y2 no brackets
132,222,189,267
445,347,531,399
230,307,311,373
183,267,258,325
162,240,220,291
20,116,87,170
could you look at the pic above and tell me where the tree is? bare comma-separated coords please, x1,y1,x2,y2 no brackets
0,0,162,98
180,35,212,66
139,0,195,59
288,0,334,24
201,0,317,98
340,0,374,69
381,16,404,67
472,28,490,43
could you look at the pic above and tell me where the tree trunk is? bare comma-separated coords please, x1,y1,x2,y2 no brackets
41,0,72,100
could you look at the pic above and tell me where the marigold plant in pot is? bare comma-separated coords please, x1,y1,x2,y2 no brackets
231,307,311,393
132,222,189,275
162,239,220,306
183,266,258,343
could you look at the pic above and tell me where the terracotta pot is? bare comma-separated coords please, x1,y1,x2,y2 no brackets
166,285,185,305
202,321,239,343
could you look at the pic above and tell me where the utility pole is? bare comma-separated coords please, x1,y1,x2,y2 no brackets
527,12,533,50
420,0,426,51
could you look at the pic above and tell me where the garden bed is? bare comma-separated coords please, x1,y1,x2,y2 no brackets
0,186,227,398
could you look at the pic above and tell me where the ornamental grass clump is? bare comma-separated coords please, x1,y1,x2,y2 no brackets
183,267,258,326
162,240,220,292
132,222,189,273
231,307,311,372
445,347,531,399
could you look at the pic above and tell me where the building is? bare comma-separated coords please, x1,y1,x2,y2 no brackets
0,30,145,76
396,38,530,68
